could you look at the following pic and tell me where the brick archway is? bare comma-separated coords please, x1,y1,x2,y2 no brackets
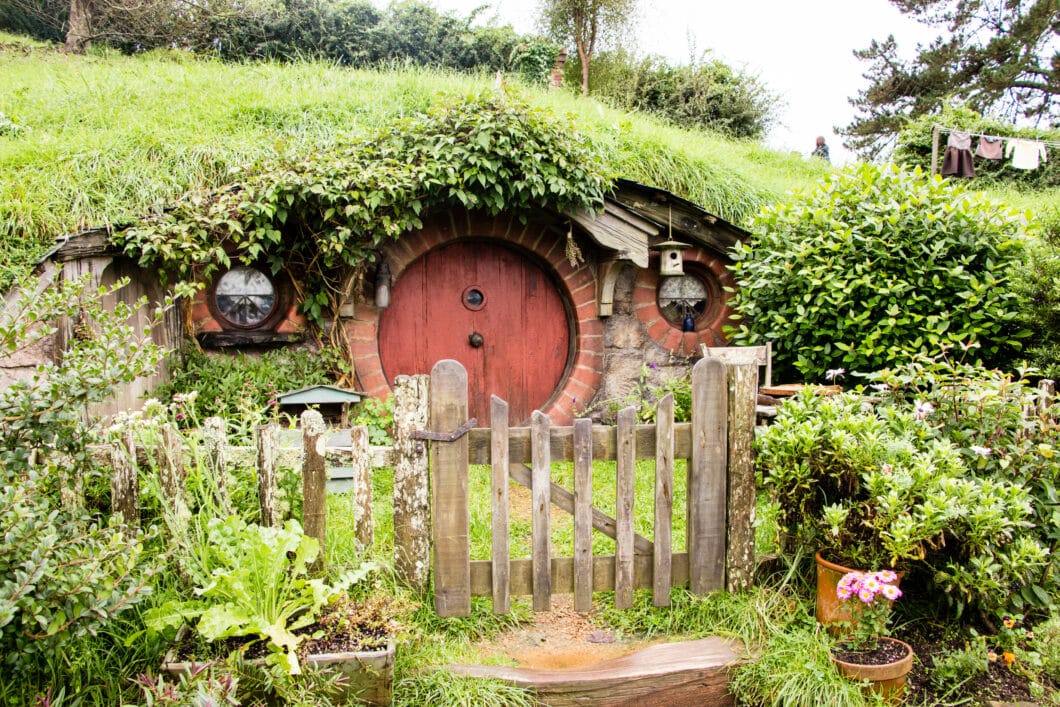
346,209,603,425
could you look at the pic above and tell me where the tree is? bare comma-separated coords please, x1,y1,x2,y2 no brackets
842,0,1059,159
538,0,637,96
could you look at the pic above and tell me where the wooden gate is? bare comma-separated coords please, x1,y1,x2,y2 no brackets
425,356,758,618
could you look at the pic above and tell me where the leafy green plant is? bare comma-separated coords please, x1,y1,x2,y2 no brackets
119,91,610,328
353,394,394,446
582,361,692,423
758,387,1047,617
146,517,374,675
728,163,1029,381
0,275,168,681
834,570,902,651
929,638,989,693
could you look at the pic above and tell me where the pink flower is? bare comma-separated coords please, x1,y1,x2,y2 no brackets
881,584,902,601
875,570,898,584
858,587,875,603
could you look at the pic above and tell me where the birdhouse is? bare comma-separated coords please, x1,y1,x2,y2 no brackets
653,240,690,276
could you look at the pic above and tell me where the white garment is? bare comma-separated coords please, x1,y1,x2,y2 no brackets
1005,139,1049,170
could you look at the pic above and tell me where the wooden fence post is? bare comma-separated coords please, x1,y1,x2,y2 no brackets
491,396,511,615
158,425,189,536
351,425,373,552
431,360,470,617
531,410,552,612
301,410,328,570
256,422,278,527
726,363,758,592
573,417,593,613
393,374,431,591
110,428,139,532
615,406,636,610
689,358,728,595
653,393,675,607
203,416,231,514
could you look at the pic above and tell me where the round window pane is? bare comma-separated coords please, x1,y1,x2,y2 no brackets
214,266,277,328
658,275,708,325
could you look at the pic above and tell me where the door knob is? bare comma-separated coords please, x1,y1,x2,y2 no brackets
469,332,484,348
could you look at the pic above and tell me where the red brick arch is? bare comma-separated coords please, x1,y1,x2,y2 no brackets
633,248,737,356
345,209,603,425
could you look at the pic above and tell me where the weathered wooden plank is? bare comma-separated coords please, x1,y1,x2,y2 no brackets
350,425,373,552
467,424,692,464
1039,379,1056,419
470,554,690,596
689,358,728,594
573,417,594,613
507,464,654,555
203,417,231,514
447,637,739,707
654,394,675,607
393,374,431,591
490,396,511,615
430,360,471,617
110,429,138,532
615,407,636,610
301,410,328,571
726,364,758,592
532,410,552,612
255,422,278,527
158,425,189,536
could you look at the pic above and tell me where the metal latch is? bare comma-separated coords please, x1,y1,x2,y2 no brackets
410,418,477,442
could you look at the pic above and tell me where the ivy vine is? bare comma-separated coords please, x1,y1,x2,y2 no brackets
116,90,612,327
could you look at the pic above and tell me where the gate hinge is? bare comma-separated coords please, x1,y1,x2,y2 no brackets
411,418,477,442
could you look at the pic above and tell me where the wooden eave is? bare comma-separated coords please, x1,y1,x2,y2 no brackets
610,178,750,256
565,200,659,269
44,226,123,263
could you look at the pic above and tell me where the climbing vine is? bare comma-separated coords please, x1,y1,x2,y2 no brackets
117,91,611,327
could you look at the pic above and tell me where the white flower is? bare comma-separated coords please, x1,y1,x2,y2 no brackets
914,399,935,420
825,368,846,381
970,445,992,457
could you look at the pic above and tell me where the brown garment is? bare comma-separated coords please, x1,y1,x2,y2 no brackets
941,146,975,178
975,136,1003,160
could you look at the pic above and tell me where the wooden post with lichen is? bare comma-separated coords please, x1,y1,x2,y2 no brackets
301,410,328,570
351,425,373,551
203,416,231,514
256,422,279,527
158,424,190,537
110,428,139,532
430,360,470,617
726,362,758,592
392,374,431,591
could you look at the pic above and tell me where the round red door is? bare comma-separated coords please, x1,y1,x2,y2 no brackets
378,240,572,423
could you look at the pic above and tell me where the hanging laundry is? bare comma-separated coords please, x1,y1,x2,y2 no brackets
975,136,1003,160
1006,139,1049,170
941,130,975,178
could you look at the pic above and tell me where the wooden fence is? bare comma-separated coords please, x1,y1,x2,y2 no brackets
104,356,758,617
425,357,757,618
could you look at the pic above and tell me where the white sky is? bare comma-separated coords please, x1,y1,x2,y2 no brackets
404,0,940,165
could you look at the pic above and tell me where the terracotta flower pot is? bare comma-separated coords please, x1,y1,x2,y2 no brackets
831,636,914,704
815,552,901,631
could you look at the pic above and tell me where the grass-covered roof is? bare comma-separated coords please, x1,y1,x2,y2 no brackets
1,31,1057,291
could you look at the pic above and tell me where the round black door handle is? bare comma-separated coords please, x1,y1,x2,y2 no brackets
469,332,484,348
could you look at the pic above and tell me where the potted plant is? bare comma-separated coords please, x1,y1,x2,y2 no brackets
829,570,914,703
757,390,1040,625
146,516,400,705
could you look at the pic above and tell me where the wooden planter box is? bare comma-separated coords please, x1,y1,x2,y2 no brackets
161,632,395,705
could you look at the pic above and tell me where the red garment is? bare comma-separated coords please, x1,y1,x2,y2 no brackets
941,146,975,178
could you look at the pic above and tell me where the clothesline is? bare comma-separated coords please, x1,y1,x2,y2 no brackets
933,124,1060,149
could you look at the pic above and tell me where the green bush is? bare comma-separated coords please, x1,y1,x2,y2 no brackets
728,163,1028,381
758,382,1049,619
158,346,342,439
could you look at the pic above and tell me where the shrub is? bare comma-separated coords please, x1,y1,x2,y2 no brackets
0,275,168,676
728,163,1028,382
758,386,1048,618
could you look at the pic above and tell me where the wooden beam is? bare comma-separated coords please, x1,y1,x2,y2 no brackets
573,418,593,612
689,358,727,594
490,396,511,615
468,424,693,464
430,360,471,617
470,553,690,596
615,407,636,609
654,394,675,607
532,411,552,612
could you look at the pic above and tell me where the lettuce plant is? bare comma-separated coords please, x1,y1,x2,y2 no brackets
147,517,373,675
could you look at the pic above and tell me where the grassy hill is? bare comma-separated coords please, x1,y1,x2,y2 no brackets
1,32,1056,289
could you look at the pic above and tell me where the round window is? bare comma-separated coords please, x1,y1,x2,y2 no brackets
657,274,709,326
213,266,278,328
